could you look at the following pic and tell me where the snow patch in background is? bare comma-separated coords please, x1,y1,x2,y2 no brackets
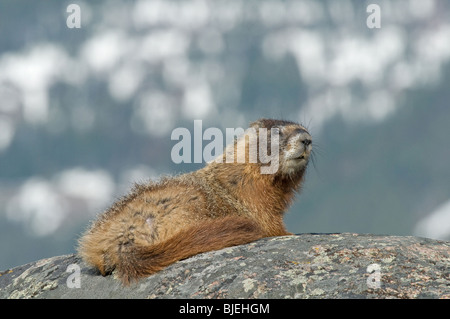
414,199,450,241
5,166,155,237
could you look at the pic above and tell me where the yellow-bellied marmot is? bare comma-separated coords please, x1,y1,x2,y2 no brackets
78,119,312,284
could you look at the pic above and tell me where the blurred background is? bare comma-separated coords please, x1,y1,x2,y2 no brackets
1,0,450,270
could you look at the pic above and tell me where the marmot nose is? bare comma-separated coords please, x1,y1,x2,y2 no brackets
298,131,312,147
302,138,312,147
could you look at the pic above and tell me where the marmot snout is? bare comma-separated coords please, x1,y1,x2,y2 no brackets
278,126,312,176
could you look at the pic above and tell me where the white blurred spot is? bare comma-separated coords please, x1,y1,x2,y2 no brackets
6,178,67,237
365,90,395,122
177,0,210,29
330,27,405,86
131,91,175,136
263,29,326,84
163,57,191,87
132,0,176,28
289,30,326,84
108,62,145,101
285,0,324,25
328,0,354,25
182,82,214,119
133,0,210,30
390,61,416,90
0,44,70,124
0,116,15,151
212,0,243,31
414,199,450,240
5,168,118,236
57,168,115,211
81,30,127,73
22,89,49,123
415,26,450,62
138,30,190,63
0,85,21,113
409,0,435,20
259,0,286,26
0,45,67,93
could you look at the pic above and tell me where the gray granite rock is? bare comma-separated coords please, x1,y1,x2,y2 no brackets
1,233,449,299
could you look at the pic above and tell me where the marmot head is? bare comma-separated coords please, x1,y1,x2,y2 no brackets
249,119,312,177
217,118,312,177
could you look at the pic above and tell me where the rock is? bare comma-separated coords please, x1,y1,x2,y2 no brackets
0,233,449,299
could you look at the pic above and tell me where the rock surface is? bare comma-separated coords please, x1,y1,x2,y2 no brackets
0,233,449,299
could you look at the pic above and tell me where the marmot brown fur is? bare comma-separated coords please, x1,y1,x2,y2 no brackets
78,119,312,284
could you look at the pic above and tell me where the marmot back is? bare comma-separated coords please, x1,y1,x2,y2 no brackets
78,118,313,284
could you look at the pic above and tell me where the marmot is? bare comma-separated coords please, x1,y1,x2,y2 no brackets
78,118,312,284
